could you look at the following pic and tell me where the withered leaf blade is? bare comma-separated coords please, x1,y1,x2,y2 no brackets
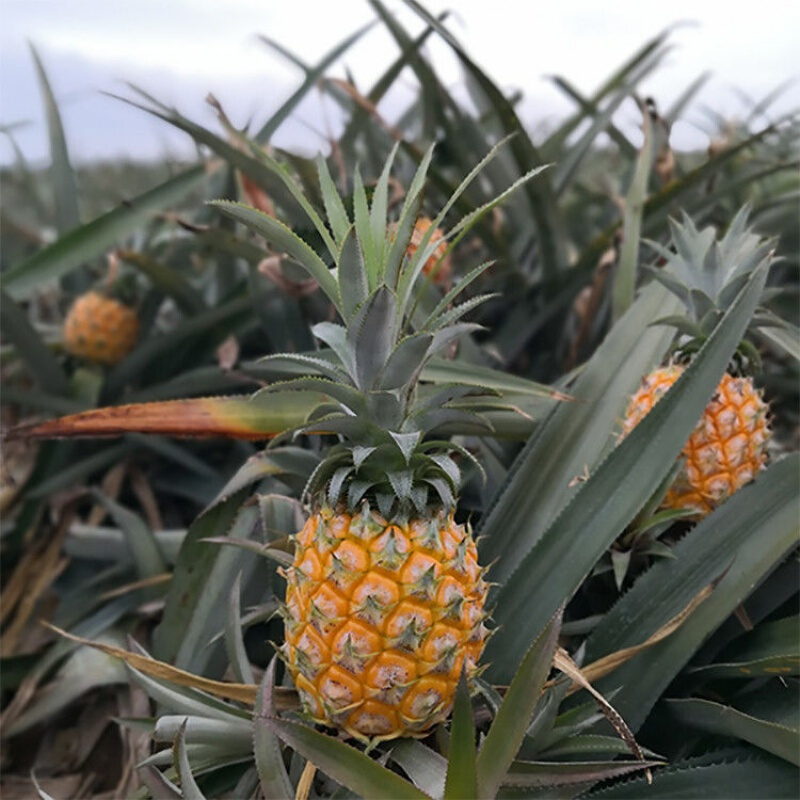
4,394,319,442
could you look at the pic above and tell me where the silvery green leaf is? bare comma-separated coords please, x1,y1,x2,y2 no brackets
312,322,356,377
430,454,460,488
351,286,397,390
352,446,377,469
174,719,207,800
390,431,422,464
388,470,413,500
425,477,454,509
316,154,351,246
328,466,355,506
338,227,369,322
379,334,433,390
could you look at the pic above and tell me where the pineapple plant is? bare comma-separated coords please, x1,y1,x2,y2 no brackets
225,146,526,743
621,208,774,516
62,289,139,365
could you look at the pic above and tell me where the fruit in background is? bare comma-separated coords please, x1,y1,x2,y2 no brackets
63,291,139,365
622,208,774,516
401,216,452,287
623,365,769,516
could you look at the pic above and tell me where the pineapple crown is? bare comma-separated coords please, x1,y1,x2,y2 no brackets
645,205,777,369
212,139,546,519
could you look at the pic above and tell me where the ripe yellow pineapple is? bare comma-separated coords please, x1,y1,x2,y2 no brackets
63,291,139,365
283,507,486,739
622,208,774,516
623,365,769,515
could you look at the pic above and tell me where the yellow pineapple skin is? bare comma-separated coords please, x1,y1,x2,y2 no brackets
282,506,488,742
63,291,139,365
622,365,770,516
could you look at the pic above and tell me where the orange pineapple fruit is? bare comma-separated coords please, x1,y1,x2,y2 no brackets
63,291,139,365
622,207,774,517
283,506,486,740
623,365,769,516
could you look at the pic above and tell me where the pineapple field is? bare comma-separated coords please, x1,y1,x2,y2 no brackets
1,2,799,798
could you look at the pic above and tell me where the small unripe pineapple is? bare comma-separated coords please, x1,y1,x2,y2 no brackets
622,365,770,516
63,291,139,365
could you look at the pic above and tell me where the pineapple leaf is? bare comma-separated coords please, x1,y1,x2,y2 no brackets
755,322,800,361
613,100,659,322
264,714,429,799
254,19,375,143
399,0,565,277
429,294,498,331
348,480,373,508
369,141,401,284
429,323,484,357
583,454,799,732
387,470,413,500
583,750,798,798
476,611,561,799
503,758,663,789
352,167,375,275
253,657,299,800
311,322,357,377
666,695,799,766
337,227,369,321
351,286,398,390
422,260,496,328
648,314,704,339
89,490,166,580
315,154,351,246
211,201,342,314
389,740,446,799
0,290,70,396
688,616,800,679
259,353,351,384
384,144,435,288
245,141,338,259
3,165,206,300
352,446,377,469
379,334,434,390
173,720,207,800
328,466,356,507
424,476,454,509
375,491,397,518
429,455,460,488
444,671,478,800
390,431,422,464
29,44,80,236
478,280,680,588
259,377,367,416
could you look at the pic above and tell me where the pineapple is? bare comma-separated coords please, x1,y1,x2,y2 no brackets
248,150,507,744
63,290,139,365
622,208,774,516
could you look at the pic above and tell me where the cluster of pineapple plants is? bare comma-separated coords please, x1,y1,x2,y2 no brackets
2,2,798,797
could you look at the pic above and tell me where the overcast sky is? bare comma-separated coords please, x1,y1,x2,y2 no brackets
1,0,798,166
